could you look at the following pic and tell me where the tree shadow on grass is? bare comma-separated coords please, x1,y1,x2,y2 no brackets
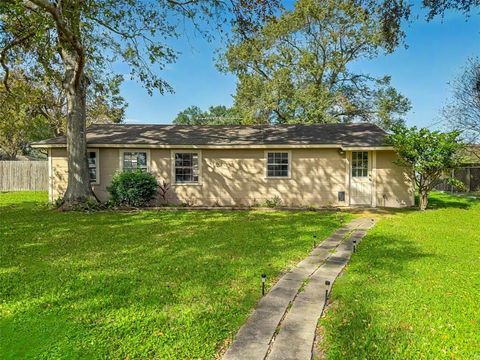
0,191,48,207
374,192,479,216
319,231,435,359
318,214,480,360
420,192,480,210
0,206,347,359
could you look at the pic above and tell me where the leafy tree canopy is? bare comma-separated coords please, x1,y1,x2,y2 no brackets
388,125,463,210
0,74,50,159
0,69,125,159
423,0,480,18
367,0,479,30
221,0,411,127
173,105,241,125
36,71,126,137
0,0,280,96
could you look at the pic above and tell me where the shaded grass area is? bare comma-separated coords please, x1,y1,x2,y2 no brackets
0,191,349,359
319,192,480,359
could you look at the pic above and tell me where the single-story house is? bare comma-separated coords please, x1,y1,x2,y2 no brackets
32,123,414,208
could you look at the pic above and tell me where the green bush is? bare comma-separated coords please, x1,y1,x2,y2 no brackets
447,178,467,192
264,195,282,208
107,170,158,207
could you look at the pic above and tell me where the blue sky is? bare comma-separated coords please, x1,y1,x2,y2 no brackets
120,6,480,129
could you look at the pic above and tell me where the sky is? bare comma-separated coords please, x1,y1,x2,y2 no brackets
119,5,480,130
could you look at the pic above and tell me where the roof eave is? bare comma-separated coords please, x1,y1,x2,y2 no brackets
31,143,65,148
32,143,394,150
341,146,394,151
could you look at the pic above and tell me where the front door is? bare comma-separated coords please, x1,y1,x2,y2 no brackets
350,151,372,206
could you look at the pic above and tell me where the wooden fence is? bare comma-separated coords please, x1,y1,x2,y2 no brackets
0,161,48,191
435,167,480,193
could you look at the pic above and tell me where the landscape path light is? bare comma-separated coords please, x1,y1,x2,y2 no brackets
324,280,331,306
262,273,267,296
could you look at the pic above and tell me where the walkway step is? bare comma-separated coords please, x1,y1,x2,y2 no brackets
222,218,375,360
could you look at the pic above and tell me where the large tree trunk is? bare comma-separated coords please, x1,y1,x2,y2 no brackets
59,49,97,208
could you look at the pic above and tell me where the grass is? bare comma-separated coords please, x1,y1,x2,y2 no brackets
319,192,480,359
0,191,349,359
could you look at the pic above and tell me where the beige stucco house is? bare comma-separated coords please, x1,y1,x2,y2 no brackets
32,123,414,208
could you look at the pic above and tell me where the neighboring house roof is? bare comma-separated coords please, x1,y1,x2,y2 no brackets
31,123,390,149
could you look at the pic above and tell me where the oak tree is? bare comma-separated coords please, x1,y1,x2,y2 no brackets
0,0,278,208
222,0,411,126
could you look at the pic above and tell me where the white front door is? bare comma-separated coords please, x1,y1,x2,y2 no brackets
350,151,372,206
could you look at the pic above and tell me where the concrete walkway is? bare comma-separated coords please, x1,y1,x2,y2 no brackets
222,217,376,360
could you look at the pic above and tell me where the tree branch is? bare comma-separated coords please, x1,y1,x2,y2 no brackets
26,0,86,88
0,32,35,91
166,0,198,5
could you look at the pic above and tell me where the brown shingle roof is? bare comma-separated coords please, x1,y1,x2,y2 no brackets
32,123,389,147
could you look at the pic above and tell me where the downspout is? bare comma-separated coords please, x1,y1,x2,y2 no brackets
48,148,53,203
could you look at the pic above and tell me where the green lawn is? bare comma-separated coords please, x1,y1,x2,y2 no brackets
0,191,348,359
319,193,480,359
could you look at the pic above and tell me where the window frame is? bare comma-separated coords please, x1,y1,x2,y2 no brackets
171,150,202,185
87,148,100,185
119,149,150,172
265,151,291,179
351,151,369,178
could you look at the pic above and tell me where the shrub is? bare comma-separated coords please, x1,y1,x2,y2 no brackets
264,195,282,208
107,170,158,207
447,178,467,192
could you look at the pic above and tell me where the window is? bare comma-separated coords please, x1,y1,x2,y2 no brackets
266,152,290,178
352,151,368,177
123,151,148,171
175,153,199,183
88,150,99,183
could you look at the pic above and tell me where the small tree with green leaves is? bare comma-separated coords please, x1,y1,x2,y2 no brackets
388,126,463,210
